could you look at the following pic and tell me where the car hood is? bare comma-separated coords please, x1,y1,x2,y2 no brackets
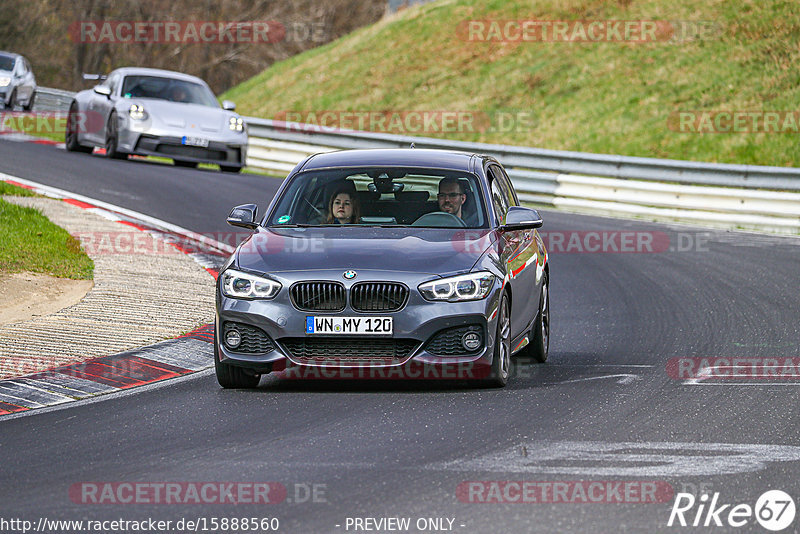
235,227,498,276
127,99,228,131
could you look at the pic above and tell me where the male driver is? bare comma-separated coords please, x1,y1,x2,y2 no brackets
171,85,189,103
437,176,466,218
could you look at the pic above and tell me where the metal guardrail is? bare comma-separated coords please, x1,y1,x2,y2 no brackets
33,88,800,234
245,119,800,234
33,87,74,113
246,118,800,191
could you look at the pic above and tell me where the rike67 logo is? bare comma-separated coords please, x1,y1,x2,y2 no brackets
668,490,795,531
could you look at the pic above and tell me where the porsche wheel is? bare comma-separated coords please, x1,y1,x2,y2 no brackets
65,103,93,153
105,112,126,159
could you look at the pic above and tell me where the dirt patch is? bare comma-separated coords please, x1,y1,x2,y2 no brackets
0,272,92,326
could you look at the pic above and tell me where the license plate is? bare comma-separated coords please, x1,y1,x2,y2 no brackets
181,136,209,147
306,316,393,335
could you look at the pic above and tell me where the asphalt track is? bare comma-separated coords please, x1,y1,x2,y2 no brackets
2,138,800,533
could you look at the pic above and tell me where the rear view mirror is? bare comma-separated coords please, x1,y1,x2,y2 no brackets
227,204,259,229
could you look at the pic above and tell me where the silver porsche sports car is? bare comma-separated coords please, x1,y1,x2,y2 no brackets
65,67,247,173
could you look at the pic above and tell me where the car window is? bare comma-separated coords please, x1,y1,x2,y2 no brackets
120,75,219,107
488,165,510,224
267,167,488,228
0,55,14,71
493,164,519,206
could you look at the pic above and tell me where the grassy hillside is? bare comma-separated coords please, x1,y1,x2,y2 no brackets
223,0,800,167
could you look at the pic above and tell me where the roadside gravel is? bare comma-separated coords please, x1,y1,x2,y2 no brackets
0,196,215,379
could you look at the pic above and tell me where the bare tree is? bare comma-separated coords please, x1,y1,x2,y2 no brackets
0,0,386,94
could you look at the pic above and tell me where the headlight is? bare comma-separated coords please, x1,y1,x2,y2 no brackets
228,116,244,132
0,77,10,87
129,104,147,121
418,272,496,302
221,269,281,299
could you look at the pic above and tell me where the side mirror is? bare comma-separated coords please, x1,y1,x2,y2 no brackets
501,206,543,231
222,100,236,111
93,85,111,97
227,204,259,229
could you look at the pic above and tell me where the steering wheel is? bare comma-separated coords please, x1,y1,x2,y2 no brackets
411,211,468,228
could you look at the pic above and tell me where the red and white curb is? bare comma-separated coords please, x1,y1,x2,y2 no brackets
0,175,232,417
0,130,64,148
0,326,215,415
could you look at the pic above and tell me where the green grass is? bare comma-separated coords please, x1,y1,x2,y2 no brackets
0,181,36,196
0,185,93,279
222,0,800,167
0,113,65,142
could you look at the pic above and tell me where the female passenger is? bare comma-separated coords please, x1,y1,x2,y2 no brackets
325,188,361,224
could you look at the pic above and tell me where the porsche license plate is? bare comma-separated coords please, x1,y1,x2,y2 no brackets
181,136,209,147
306,316,393,335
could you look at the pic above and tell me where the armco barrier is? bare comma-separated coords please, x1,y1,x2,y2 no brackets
34,88,800,234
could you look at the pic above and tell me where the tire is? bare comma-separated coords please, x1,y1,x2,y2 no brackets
174,160,198,168
105,112,126,159
9,89,17,111
486,293,511,387
214,336,261,389
23,91,34,111
65,103,93,153
519,273,549,363
220,165,243,173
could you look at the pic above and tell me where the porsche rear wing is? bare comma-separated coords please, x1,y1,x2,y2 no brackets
82,73,108,81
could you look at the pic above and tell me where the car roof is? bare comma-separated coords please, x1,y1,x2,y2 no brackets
298,148,491,173
111,67,207,85
0,52,21,60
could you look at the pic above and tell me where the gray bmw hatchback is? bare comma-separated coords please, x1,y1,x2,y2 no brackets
215,148,549,387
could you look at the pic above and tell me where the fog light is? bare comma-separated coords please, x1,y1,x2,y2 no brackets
225,329,242,349
462,332,481,351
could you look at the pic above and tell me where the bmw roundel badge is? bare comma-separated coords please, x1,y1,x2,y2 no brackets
343,270,357,280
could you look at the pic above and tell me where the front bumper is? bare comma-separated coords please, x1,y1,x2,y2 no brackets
118,120,247,166
215,269,503,380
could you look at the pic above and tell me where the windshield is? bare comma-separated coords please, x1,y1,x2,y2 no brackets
120,75,219,107
267,167,488,228
0,55,15,71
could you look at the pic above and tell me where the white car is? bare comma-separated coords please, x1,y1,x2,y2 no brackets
65,67,247,173
0,51,36,111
